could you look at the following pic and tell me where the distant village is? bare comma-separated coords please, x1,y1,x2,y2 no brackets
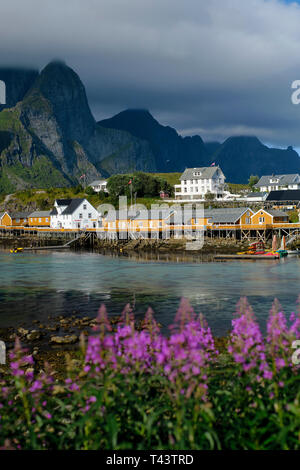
1,166,300,244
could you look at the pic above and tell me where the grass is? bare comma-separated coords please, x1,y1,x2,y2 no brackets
148,172,181,186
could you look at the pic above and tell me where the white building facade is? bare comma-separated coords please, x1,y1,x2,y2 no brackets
255,174,300,192
175,166,226,200
89,180,108,193
50,198,100,229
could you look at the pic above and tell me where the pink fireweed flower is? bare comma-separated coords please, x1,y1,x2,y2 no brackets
120,303,135,326
228,298,272,380
170,298,196,332
93,304,112,335
141,307,160,337
266,299,300,373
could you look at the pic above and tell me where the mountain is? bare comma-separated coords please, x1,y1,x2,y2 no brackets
0,67,39,111
0,61,155,192
99,109,209,172
211,136,300,183
205,141,222,157
1,60,299,192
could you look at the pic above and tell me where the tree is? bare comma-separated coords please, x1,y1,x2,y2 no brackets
205,191,215,201
85,186,96,195
106,172,173,199
248,175,259,191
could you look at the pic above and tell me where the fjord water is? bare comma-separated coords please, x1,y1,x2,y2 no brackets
0,249,299,336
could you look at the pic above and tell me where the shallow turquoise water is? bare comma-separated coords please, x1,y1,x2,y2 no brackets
0,250,299,335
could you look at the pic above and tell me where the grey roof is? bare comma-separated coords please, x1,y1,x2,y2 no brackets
29,211,51,218
180,166,224,181
204,207,251,224
50,207,58,216
255,174,300,187
11,212,31,219
265,209,288,218
266,190,300,202
55,199,73,206
61,199,85,215
246,192,268,198
89,180,107,186
103,207,252,224
105,208,176,222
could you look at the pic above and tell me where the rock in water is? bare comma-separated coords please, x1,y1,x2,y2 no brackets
50,335,78,345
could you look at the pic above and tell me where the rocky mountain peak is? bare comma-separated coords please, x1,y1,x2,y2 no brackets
27,60,95,144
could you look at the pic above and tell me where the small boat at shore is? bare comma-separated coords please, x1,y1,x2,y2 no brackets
10,247,24,254
236,240,288,258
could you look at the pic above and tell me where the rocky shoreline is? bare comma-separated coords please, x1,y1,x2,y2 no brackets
90,236,252,255
0,234,254,257
0,313,140,378
0,312,228,379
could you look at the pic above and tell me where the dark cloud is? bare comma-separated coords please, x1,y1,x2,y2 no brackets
1,0,300,148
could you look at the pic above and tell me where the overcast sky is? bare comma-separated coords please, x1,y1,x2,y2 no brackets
1,0,300,149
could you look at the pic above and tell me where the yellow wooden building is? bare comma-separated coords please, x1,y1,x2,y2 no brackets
28,211,51,227
0,211,30,227
251,209,288,226
0,212,13,226
11,212,31,227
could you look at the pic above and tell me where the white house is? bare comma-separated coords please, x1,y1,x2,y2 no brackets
254,174,300,192
88,180,108,193
174,166,226,200
50,198,100,229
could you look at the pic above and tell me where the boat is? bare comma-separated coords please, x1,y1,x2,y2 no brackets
10,247,24,254
274,249,288,258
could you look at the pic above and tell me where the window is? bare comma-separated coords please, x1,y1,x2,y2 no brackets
46,218,49,222
259,217,265,223
88,213,92,218
79,213,83,219
83,204,87,210
39,218,41,222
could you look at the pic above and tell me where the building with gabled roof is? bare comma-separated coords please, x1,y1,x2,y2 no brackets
0,212,12,227
255,174,300,192
28,211,51,227
50,198,99,229
175,166,226,200
251,208,288,226
88,180,108,193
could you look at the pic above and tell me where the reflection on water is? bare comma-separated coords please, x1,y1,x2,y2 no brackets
0,249,299,336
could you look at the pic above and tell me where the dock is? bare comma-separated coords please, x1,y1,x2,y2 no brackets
20,235,82,251
214,254,279,260
22,245,71,251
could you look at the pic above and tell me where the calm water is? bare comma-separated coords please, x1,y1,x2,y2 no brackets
0,249,299,336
